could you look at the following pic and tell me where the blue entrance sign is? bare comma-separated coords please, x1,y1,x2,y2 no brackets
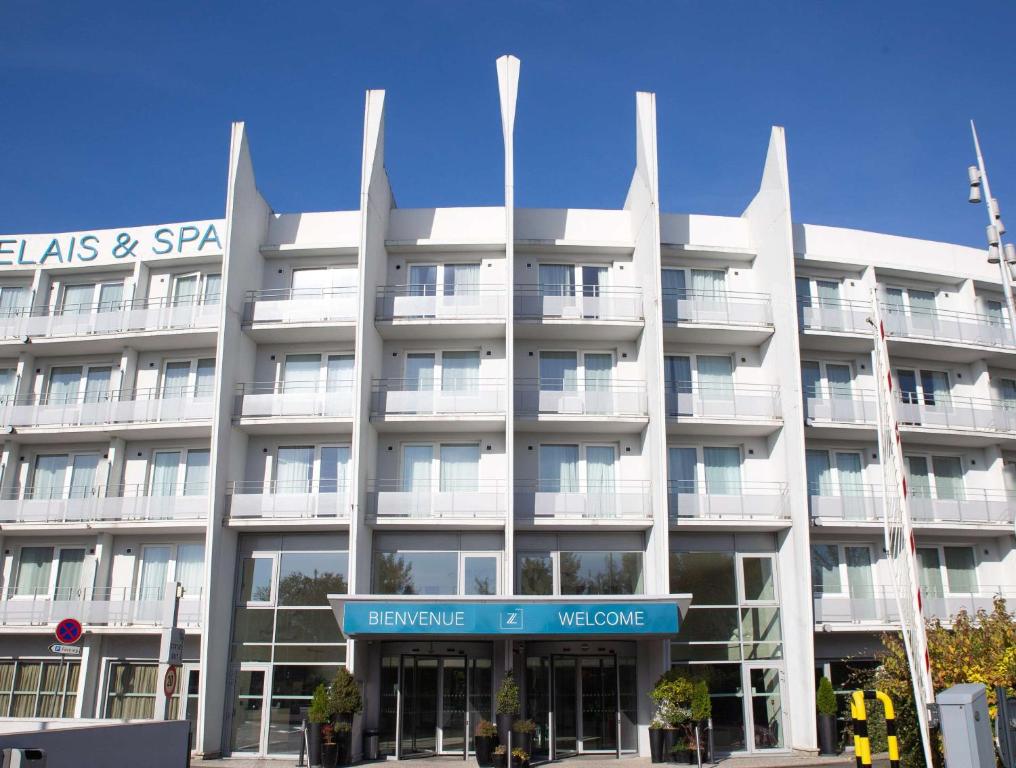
341,600,680,637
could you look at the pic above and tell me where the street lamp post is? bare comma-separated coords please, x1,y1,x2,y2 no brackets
968,120,1016,347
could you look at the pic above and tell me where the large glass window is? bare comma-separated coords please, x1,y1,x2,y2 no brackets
0,660,79,717
518,554,553,595
373,551,458,595
559,551,643,595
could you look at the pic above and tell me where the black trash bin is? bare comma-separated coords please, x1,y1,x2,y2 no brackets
363,729,380,761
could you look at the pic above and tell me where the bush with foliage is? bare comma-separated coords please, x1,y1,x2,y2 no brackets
496,672,521,715
816,676,837,717
690,680,711,722
329,667,363,718
650,670,695,728
309,683,332,724
872,597,1016,767
475,719,498,738
512,718,536,734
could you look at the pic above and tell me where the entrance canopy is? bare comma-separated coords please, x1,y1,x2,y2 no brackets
329,594,691,639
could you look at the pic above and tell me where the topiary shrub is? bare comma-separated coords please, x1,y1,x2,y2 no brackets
817,676,837,717
496,671,520,715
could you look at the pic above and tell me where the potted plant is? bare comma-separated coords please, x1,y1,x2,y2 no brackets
495,671,520,747
308,683,332,768
511,718,536,756
329,668,362,765
817,676,838,755
668,736,689,765
475,719,498,767
690,679,712,762
493,744,507,768
650,670,694,763
321,723,338,768
333,721,352,766
511,747,529,768
649,715,667,763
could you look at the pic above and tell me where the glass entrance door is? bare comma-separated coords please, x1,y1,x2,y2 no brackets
746,665,786,751
230,665,268,754
401,657,439,756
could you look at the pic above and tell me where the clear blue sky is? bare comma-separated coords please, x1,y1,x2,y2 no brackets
2,1,1015,248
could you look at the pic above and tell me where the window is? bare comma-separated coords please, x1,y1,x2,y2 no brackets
539,264,609,297
280,353,353,393
160,358,215,398
274,445,350,494
44,364,112,405
372,550,499,596
810,544,876,602
806,450,864,496
885,286,936,316
407,263,480,297
277,552,350,606
149,449,210,497
516,550,643,596
105,662,158,718
796,276,842,307
801,361,853,401
13,547,52,597
400,442,480,492
518,554,553,596
240,557,275,604
136,543,205,600
29,452,100,500
463,555,497,595
906,455,964,500
665,354,733,400
0,660,79,717
0,368,15,404
291,266,356,297
170,272,220,307
0,286,29,318
404,350,480,391
11,546,85,600
918,546,978,596
538,443,617,493
59,280,124,315
539,351,614,391
896,368,950,407
668,445,742,496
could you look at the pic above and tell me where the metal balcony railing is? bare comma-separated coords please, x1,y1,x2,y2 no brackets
514,480,652,520
661,289,772,327
243,286,358,325
809,485,1016,526
797,297,870,334
371,379,506,417
514,285,643,322
5,387,214,429
227,480,351,520
515,379,648,418
665,382,781,421
804,388,878,425
881,304,1013,348
368,479,506,520
234,381,354,419
0,484,209,524
375,285,506,322
3,295,221,340
895,392,1016,433
0,586,203,627
667,480,789,521
813,585,1016,625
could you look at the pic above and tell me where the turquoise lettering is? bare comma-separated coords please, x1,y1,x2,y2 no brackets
77,235,98,261
177,226,200,251
39,238,65,264
152,228,174,255
16,241,34,265
198,224,221,251
0,239,16,266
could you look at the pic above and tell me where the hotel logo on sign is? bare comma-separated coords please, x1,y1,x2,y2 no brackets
499,608,524,631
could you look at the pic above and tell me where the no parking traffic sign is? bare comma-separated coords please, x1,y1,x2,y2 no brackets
55,618,82,645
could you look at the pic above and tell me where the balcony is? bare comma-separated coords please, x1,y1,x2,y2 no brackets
668,481,790,525
234,382,353,434
665,383,781,436
5,388,213,439
895,393,1016,445
662,290,773,344
882,305,1015,361
371,379,506,430
798,297,871,336
375,286,506,338
813,586,1016,627
0,587,203,628
514,480,652,527
9,297,219,350
243,287,358,342
804,389,877,438
515,380,648,432
514,286,643,340
367,480,505,526
0,484,209,527
227,481,351,523
809,487,1016,529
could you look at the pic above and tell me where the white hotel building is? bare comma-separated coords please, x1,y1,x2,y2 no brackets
0,56,1013,760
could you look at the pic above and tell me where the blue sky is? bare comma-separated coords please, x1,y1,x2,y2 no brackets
2,1,1015,248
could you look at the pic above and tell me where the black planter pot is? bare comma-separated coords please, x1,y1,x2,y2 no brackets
321,742,338,768
496,713,515,748
818,713,838,756
494,751,507,768
512,732,533,756
662,730,677,762
511,759,529,768
649,728,665,763
339,731,354,766
475,735,496,767
308,724,323,768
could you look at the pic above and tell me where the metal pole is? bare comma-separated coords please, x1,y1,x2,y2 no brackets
971,120,1016,346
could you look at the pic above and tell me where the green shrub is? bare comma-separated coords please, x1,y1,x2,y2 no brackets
329,667,363,717
496,671,520,715
308,683,332,724
817,677,837,716
691,680,711,721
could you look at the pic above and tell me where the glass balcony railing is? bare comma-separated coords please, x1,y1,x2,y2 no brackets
375,286,506,322
514,285,643,323
243,287,358,326
804,389,877,425
809,486,1016,526
228,480,351,520
0,586,203,627
882,305,1013,348
4,387,214,429
813,585,1016,625
797,297,870,334
515,380,648,418
234,382,354,420
896,393,1016,433
662,289,772,327
368,480,506,520
0,484,209,524
665,383,780,421
371,379,506,417
514,480,652,521
667,480,789,521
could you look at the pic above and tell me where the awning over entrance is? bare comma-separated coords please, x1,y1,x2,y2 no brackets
328,594,692,638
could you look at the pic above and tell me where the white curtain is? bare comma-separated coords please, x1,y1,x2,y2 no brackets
584,354,612,391
98,282,124,312
441,351,480,391
906,456,932,498
61,284,94,315
68,454,99,499
444,263,480,295
0,368,14,402
816,280,840,305
691,269,725,296
806,450,832,496
697,356,733,399
409,264,437,296
539,264,574,296
83,367,111,403
151,452,181,497
826,364,852,399
402,445,434,491
884,287,905,313
439,444,479,492
172,275,199,306
586,446,616,492
703,447,741,494
835,453,863,496
283,354,321,393
0,286,27,316
183,450,210,496
33,455,68,500
14,547,53,596
909,289,936,315
1002,378,1016,408
932,456,964,500
276,447,313,493
54,549,85,600
326,355,355,392
917,548,944,596
48,367,81,404
195,359,215,397
175,544,205,596
539,445,579,492
320,447,350,494
162,362,191,398
138,546,171,599
539,352,578,391
405,353,435,391
202,274,222,304
292,268,330,296
845,546,874,601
